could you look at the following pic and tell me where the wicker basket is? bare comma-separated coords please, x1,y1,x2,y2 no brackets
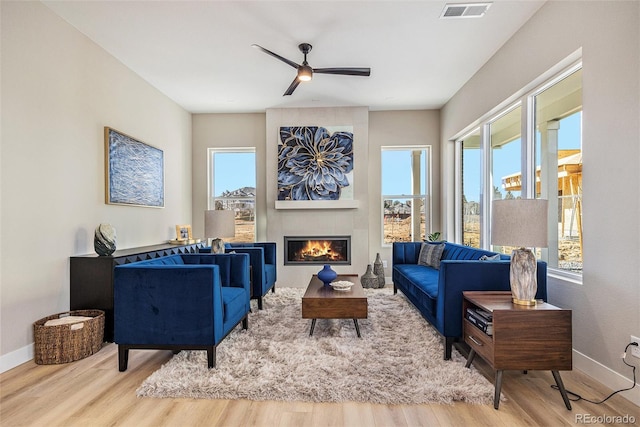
33,309,105,365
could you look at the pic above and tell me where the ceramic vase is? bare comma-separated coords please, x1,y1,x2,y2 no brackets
317,264,337,286
373,253,385,288
94,223,116,256
360,264,378,289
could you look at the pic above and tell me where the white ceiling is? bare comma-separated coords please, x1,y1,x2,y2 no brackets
42,0,545,113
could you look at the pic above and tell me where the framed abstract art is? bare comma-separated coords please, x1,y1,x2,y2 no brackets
105,127,164,207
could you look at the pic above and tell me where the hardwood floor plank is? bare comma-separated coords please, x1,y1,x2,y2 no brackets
1,343,638,427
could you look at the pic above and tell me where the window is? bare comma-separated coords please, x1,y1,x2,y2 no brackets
208,148,256,242
382,147,430,244
461,128,481,247
455,63,582,278
534,69,583,273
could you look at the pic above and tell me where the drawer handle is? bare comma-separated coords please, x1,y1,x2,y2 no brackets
468,335,483,346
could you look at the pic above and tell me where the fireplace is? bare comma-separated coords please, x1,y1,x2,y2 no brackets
284,236,351,265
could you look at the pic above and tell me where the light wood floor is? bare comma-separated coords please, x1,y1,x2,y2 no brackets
1,343,638,426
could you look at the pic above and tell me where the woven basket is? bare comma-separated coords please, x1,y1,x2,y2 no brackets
33,309,105,365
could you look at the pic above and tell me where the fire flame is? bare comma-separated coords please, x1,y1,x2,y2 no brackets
299,240,339,260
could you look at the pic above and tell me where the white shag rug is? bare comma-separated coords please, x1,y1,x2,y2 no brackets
136,287,494,405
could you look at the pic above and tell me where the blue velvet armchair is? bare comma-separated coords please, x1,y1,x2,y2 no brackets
200,242,277,310
113,253,250,371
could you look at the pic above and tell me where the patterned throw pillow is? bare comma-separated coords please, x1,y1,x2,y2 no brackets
418,242,446,269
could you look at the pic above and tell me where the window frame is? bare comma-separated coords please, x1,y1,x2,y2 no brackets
453,59,583,283
381,145,432,246
207,147,257,243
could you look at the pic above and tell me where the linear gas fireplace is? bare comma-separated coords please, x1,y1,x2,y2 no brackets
284,236,351,265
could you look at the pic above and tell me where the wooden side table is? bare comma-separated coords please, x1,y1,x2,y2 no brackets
463,291,572,410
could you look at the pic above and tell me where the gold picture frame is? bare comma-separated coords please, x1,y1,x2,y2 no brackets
175,225,193,241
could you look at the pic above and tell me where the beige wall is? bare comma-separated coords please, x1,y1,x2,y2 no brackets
1,2,192,368
441,0,639,405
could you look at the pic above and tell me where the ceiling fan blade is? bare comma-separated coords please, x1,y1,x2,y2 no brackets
252,44,299,69
313,67,371,76
283,77,301,96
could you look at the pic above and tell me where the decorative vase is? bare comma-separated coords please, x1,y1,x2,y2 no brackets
94,223,116,256
360,264,378,289
317,264,337,286
373,253,385,288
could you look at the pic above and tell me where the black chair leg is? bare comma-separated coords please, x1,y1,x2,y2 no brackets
207,347,216,369
242,316,248,330
118,345,129,372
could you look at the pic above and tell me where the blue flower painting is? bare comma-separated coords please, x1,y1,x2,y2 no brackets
278,126,354,201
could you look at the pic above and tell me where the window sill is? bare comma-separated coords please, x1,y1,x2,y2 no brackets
548,269,583,285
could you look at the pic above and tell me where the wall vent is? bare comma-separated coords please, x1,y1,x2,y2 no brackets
440,2,492,19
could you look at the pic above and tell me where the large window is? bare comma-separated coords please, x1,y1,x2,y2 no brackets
208,148,256,242
382,147,430,244
455,64,582,277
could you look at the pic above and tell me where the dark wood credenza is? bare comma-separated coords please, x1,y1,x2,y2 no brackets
70,242,205,341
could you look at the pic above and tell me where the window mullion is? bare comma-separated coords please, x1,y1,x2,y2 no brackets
480,123,491,249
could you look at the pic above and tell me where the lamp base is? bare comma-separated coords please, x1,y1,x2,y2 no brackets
512,297,537,306
510,248,538,306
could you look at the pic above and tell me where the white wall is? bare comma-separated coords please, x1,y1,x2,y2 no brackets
441,0,640,405
0,1,193,370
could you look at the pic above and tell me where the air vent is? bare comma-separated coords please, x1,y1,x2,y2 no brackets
440,2,492,19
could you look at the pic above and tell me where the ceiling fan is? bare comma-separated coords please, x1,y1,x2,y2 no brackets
252,43,371,96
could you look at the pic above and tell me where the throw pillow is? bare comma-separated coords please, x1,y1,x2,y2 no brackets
479,254,501,261
418,242,445,269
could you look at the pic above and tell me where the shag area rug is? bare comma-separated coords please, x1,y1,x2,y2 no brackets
137,287,494,405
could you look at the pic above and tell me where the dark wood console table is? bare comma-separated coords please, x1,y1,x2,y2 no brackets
70,241,205,341
463,291,572,410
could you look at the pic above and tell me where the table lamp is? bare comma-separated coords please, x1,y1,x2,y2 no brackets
204,210,235,253
491,199,548,305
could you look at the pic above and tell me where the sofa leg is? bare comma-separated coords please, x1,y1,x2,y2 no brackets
271,285,276,293
207,347,216,369
258,297,263,310
242,316,248,330
118,345,129,372
444,337,454,360
393,284,398,294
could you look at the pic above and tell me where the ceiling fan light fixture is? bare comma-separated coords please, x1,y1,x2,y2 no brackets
298,65,313,82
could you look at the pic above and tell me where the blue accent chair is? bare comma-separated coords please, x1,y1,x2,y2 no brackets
113,253,250,371
392,242,547,359
200,242,277,310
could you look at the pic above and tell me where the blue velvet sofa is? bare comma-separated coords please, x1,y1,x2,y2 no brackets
392,242,547,359
201,242,277,310
113,253,250,371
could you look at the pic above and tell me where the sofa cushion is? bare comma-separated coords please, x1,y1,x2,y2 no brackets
396,265,440,298
418,242,445,269
479,254,502,261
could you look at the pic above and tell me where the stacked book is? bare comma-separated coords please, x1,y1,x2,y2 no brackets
465,307,493,336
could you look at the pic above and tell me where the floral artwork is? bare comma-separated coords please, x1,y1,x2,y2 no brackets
278,126,354,201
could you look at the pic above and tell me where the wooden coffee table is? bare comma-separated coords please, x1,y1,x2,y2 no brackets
302,274,367,337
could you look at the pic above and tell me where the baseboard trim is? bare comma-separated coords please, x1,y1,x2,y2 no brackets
573,349,640,406
0,343,34,373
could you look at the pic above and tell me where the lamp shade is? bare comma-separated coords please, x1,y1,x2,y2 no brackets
491,199,549,248
204,210,235,239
